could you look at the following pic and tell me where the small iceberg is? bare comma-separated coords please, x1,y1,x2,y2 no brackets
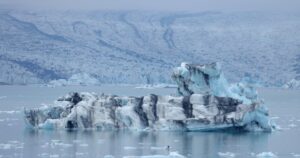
218,152,236,158
283,79,300,89
256,152,277,158
47,73,100,87
123,151,186,158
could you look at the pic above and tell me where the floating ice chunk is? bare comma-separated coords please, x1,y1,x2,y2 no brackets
256,152,277,158
23,91,274,131
24,63,275,132
49,155,59,158
271,116,280,120
288,124,297,128
124,146,137,150
41,143,49,148
0,111,21,114
292,153,300,157
150,146,166,150
75,152,87,156
218,152,236,158
54,142,72,148
168,152,186,158
123,151,185,158
283,79,300,89
79,143,88,147
0,96,7,99
0,144,11,150
0,141,23,150
47,73,100,87
135,84,177,89
38,153,49,157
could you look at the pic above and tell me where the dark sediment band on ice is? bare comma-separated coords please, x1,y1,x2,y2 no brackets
24,63,276,132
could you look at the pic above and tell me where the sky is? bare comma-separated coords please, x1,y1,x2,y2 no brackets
1,0,300,12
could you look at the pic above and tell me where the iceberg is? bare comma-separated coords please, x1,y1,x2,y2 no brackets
24,63,275,132
256,152,277,158
47,73,100,87
218,152,236,158
283,79,300,89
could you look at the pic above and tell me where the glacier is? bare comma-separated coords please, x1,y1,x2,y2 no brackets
24,63,276,132
1,10,300,86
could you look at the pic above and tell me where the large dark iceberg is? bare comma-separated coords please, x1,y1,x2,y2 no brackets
24,63,276,131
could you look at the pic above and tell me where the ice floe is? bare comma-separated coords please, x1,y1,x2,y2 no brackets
0,96,7,100
0,110,21,114
256,152,277,158
218,152,236,158
123,151,185,158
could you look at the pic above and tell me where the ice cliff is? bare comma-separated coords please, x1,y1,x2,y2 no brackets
24,63,275,132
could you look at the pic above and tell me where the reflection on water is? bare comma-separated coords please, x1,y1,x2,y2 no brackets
20,128,271,158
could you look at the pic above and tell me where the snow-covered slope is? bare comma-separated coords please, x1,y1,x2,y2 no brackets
1,10,300,86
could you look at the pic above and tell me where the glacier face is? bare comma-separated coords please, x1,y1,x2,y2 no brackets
0,10,300,86
24,63,275,132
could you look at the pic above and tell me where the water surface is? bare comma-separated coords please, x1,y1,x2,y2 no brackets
0,85,299,158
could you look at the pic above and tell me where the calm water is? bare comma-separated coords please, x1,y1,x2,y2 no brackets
0,85,299,158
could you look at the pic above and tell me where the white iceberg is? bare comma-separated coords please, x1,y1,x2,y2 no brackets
283,79,300,89
135,84,177,89
47,73,100,87
256,152,277,158
24,63,276,132
218,152,236,158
